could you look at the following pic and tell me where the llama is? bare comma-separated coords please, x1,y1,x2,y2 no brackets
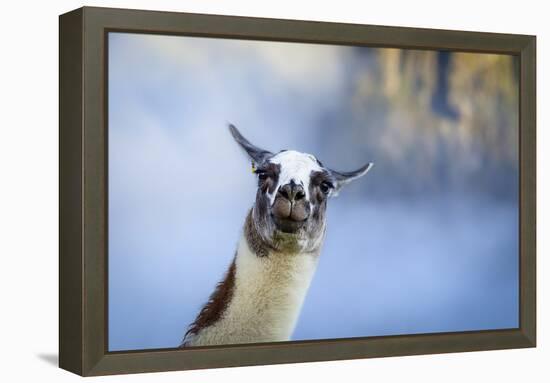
180,124,372,347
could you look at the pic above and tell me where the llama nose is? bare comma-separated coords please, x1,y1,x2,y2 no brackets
278,181,306,202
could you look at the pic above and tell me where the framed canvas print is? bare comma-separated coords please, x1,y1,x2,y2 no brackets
59,6,536,376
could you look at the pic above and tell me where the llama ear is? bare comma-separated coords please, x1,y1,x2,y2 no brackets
329,162,373,196
228,124,273,165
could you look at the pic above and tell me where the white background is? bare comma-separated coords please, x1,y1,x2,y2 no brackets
0,0,547,381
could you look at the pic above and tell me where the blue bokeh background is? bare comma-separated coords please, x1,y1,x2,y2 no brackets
108,32,519,351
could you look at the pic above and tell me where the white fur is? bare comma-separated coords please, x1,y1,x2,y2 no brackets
186,234,320,346
267,150,323,204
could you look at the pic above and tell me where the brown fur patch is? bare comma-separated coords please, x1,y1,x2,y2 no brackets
181,258,236,346
257,162,281,194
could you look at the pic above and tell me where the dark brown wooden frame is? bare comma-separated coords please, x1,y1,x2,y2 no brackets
59,6,536,376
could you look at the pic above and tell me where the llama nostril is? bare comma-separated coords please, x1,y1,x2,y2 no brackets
278,183,306,202
279,188,290,200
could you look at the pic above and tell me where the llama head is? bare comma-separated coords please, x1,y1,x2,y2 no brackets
229,124,372,253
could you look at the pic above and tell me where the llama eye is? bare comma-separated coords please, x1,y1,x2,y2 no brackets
256,171,268,181
320,181,333,194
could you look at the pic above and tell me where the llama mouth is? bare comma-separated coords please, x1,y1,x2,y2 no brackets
272,215,307,234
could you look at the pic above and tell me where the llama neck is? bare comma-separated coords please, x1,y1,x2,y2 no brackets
185,230,320,347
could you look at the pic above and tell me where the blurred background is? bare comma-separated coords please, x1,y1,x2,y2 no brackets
108,32,519,351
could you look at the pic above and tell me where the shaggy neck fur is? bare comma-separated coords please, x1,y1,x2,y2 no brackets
182,210,322,347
